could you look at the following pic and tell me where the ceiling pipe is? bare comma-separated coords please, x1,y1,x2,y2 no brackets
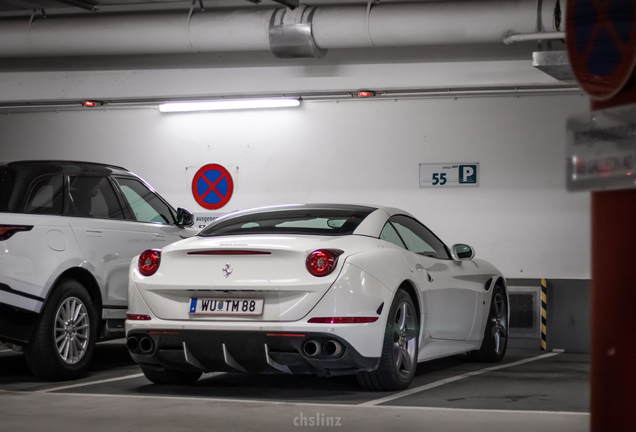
55,0,99,12
312,0,564,48
269,5,327,58
503,31,565,44
0,0,566,58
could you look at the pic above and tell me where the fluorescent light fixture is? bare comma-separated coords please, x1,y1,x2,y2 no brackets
159,98,300,113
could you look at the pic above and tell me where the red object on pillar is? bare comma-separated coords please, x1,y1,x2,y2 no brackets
591,190,636,431
591,74,636,111
567,2,636,430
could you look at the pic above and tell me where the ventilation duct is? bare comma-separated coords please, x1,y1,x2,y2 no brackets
269,5,326,58
533,50,575,82
0,0,566,58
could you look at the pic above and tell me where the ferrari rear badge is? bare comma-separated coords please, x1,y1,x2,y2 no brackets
222,263,233,278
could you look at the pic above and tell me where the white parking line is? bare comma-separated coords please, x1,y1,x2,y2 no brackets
37,373,145,393
44,391,588,416
36,371,223,394
358,352,561,407
30,353,561,404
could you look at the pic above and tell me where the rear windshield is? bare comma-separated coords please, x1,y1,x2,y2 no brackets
199,207,374,237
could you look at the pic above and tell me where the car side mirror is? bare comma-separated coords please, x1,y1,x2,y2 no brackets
176,207,194,227
451,244,475,261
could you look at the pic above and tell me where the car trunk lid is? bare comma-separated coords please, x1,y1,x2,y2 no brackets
137,235,350,322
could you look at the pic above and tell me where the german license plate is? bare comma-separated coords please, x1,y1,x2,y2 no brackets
189,298,264,315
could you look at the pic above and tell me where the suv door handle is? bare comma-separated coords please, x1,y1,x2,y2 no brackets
86,230,103,237
152,234,166,241
415,264,425,271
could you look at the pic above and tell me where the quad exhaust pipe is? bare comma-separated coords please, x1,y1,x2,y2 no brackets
302,339,343,358
139,337,154,354
303,340,321,356
126,335,155,355
129,334,342,359
126,337,138,352
322,340,343,357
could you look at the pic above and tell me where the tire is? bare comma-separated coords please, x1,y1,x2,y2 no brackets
140,365,202,385
468,285,508,363
24,278,98,381
357,289,419,391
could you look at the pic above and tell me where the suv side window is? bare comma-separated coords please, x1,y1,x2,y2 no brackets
115,177,174,225
23,175,64,215
389,215,450,259
67,176,125,219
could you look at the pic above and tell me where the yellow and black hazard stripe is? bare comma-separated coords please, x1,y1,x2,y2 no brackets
541,278,547,350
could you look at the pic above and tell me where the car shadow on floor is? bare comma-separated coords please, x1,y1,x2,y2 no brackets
89,340,139,371
0,340,138,389
2,341,537,403
127,372,383,404
0,347,33,382
119,354,481,404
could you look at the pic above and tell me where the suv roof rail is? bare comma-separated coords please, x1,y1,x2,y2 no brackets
5,160,129,171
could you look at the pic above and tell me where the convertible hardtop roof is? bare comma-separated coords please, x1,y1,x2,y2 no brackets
3,160,131,176
214,203,412,222
201,203,414,239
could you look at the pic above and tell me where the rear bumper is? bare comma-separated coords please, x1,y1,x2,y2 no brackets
127,329,380,377
0,302,39,344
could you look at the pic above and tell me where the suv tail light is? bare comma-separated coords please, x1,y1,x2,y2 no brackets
138,249,161,277
306,249,343,277
126,314,151,321
0,225,33,241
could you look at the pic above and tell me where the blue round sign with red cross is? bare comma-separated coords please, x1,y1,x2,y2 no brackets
567,0,636,100
191,164,234,210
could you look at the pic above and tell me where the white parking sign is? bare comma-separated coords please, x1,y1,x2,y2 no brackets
419,163,479,188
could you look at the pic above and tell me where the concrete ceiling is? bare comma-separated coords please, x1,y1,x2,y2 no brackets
0,0,298,14
0,0,577,106
0,0,415,15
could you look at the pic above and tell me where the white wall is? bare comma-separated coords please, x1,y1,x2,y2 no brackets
0,93,590,279
0,44,563,103
0,59,557,103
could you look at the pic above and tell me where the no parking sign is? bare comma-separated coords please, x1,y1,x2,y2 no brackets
191,164,234,210
567,0,636,108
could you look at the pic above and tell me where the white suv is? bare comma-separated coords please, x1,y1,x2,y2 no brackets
0,160,198,380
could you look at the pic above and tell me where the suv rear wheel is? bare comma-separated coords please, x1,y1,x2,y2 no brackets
24,279,98,381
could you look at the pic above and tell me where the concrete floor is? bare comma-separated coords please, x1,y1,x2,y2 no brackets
0,341,590,432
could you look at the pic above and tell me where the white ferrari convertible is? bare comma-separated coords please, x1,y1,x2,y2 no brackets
126,204,508,390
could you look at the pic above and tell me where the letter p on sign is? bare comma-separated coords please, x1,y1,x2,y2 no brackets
459,165,477,184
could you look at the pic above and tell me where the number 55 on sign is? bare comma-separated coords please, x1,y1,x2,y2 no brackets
419,163,479,188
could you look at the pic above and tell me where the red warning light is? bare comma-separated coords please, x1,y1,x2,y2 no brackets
83,101,102,107
358,91,375,97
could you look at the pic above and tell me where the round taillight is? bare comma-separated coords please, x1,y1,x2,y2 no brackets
138,249,161,277
306,249,341,277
